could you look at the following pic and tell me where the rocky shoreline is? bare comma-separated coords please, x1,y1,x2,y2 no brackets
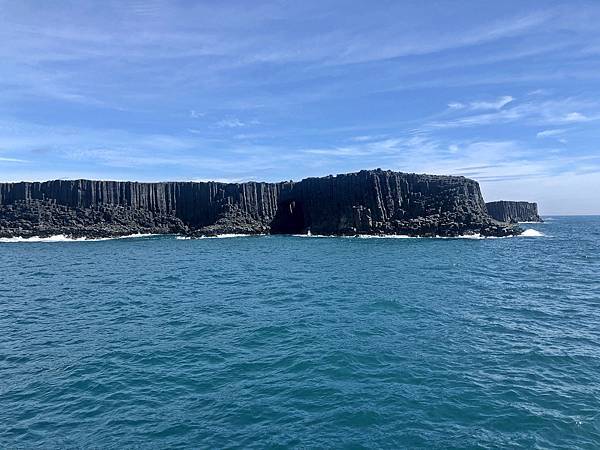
0,169,523,239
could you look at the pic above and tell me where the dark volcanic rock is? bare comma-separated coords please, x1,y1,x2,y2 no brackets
272,171,518,237
0,200,187,239
486,201,542,223
0,170,522,238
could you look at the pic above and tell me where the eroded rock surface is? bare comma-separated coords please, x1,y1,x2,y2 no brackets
0,170,522,238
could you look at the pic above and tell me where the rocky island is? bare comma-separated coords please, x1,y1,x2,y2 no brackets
486,201,542,223
0,169,522,238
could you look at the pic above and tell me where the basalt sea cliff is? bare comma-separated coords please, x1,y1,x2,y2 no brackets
486,201,542,223
0,169,521,238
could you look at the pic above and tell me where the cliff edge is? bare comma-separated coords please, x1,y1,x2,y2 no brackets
0,169,522,238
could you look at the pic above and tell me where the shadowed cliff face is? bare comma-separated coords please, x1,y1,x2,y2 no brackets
278,171,491,235
486,201,542,223
0,170,520,237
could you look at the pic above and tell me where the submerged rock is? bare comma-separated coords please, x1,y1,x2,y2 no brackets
0,170,522,238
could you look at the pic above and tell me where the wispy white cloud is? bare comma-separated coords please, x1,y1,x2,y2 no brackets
537,128,567,138
296,132,600,193
0,118,306,182
303,137,419,157
448,95,514,111
433,97,600,128
561,112,588,123
0,2,599,212
0,156,28,163
527,88,551,97
470,95,515,110
215,118,260,128
350,135,386,142
329,10,556,65
216,118,246,128
0,1,587,110
189,110,205,119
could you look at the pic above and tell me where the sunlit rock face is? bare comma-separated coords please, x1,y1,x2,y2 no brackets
0,170,521,238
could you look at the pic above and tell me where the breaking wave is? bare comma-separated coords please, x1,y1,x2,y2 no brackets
354,234,417,239
520,229,545,237
180,234,261,239
294,233,512,240
0,233,159,243
4,230,546,243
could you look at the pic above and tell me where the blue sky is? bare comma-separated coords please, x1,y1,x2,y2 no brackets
1,0,599,214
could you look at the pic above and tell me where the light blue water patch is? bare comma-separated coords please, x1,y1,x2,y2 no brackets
1,217,599,448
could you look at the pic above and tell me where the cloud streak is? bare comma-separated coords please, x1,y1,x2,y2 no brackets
448,95,514,111
537,128,567,138
432,97,600,129
0,1,599,212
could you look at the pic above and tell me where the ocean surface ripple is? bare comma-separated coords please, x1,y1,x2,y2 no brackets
1,216,599,448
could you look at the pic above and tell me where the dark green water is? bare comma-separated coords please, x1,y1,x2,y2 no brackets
1,217,599,448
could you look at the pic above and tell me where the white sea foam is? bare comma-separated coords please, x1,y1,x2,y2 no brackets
115,233,159,239
1,230,545,242
435,234,508,240
295,233,504,240
293,233,420,239
356,233,515,240
172,230,544,240
520,229,545,237
0,235,94,243
355,234,417,239
451,234,484,239
196,234,258,239
0,233,159,243
293,234,417,239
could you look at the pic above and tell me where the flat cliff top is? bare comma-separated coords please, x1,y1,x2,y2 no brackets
0,168,472,186
486,200,538,205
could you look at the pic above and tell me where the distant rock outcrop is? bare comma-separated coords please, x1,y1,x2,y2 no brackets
486,201,542,223
0,170,522,238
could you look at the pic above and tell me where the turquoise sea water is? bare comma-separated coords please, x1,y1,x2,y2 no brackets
1,217,599,448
